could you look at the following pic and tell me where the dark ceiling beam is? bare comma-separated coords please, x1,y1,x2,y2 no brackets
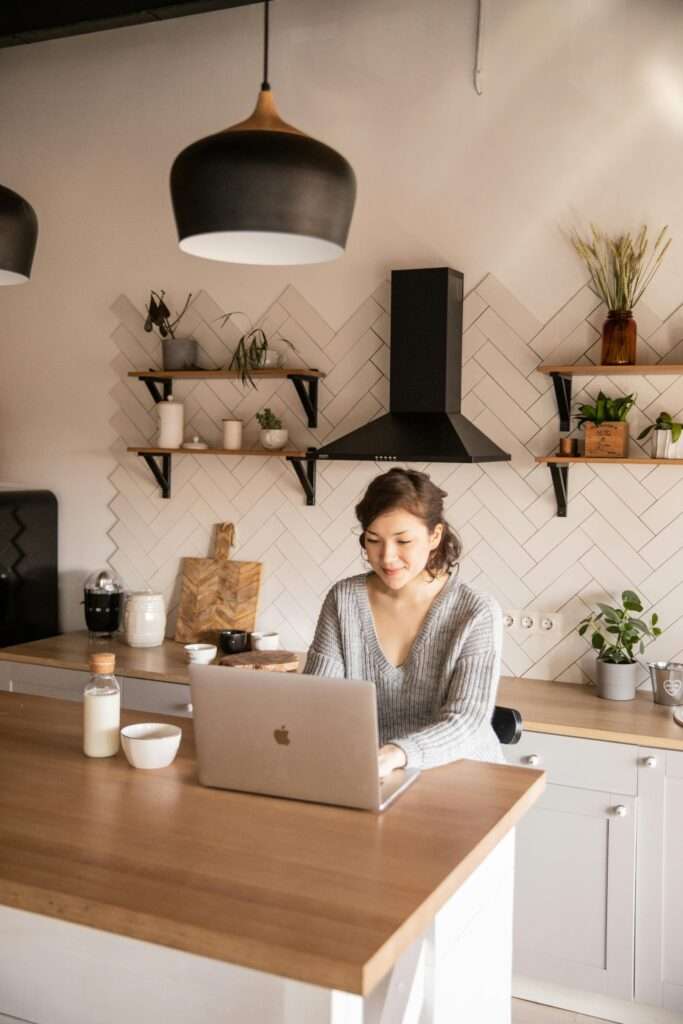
0,1,264,48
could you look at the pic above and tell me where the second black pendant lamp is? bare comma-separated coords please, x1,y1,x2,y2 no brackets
170,1,356,266
0,183,38,286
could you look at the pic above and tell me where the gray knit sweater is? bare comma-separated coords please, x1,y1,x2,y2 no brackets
304,572,504,769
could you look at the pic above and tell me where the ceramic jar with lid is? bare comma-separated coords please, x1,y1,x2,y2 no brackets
124,591,166,647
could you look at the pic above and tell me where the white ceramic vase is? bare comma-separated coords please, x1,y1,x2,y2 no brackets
260,428,288,450
652,430,683,459
223,419,243,449
595,658,638,701
158,397,184,449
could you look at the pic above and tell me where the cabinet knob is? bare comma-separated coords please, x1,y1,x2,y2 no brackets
644,755,657,768
613,804,627,817
182,702,193,713
525,754,540,766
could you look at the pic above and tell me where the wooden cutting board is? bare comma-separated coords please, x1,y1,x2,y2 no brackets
174,523,262,644
219,651,301,672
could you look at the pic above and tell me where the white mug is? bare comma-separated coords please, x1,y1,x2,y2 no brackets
251,631,280,651
223,419,243,450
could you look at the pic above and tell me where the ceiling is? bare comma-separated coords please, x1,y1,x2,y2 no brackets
0,1,264,48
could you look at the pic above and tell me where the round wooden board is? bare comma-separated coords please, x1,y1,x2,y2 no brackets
218,650,300,672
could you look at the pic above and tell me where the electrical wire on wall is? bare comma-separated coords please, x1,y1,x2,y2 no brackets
473,0,484,94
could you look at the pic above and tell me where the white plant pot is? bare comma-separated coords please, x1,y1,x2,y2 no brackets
595,658,638,701
260,428,288,450
652,429,683,459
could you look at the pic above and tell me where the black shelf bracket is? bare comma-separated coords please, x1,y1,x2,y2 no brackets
288,373,319,428
287,449,318,506
549,463,569,518
551,372,572,432
139,453,172,499
142,373,173,405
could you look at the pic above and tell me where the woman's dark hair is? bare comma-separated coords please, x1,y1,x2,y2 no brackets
354,468,462,578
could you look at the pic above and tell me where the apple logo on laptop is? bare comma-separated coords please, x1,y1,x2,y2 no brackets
274,725,290,746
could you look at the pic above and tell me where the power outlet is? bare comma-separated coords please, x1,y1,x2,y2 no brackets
503,609,564,638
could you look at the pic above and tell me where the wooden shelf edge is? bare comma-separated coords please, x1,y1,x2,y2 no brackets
536,456,683,465
128,447,310,458
127,368,325,380
538,364,683,376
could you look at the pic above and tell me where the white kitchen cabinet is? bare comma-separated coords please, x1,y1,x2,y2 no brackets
510,772,636,999
635,747,683,1013
120,675,193,718
0,660,86,701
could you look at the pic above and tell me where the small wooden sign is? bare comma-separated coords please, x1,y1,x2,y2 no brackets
584,422,629,458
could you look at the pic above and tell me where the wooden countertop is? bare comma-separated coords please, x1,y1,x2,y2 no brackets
0,632,197,684
498,676,683,751
0,692,543,996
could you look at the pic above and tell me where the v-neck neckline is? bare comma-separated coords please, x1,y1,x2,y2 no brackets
357,571,457,674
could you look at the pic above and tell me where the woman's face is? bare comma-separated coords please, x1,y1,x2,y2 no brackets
363,508,443,590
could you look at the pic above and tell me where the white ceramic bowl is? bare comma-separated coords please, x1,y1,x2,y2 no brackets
121,723,182,769
184,643,217,664
252,632,280,651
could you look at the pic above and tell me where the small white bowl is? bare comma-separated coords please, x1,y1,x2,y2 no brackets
252,632,280,651
184,643,217,664
121,723,182,770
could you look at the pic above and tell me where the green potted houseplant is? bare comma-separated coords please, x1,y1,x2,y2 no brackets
637,411,683,459
144,289,196,370
256,408,288,450
216,312,305,388
575,391,636,457
570,224,670,365
578,590,661,700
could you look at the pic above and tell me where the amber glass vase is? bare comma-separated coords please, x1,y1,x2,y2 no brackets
601,310,636,365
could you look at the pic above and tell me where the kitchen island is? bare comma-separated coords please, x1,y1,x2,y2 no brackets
0,691,543,1024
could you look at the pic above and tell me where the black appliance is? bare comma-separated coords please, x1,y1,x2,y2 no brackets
316,267,511,464
83,569,124,638
0,489,59,647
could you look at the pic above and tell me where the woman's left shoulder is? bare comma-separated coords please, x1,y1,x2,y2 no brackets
446,578,502,625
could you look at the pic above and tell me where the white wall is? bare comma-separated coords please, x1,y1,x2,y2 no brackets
1,0,683,679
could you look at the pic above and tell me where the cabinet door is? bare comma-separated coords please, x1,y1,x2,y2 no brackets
512,782,636,1000
121,676,193,718
636,747,683,1012
0,660,86,701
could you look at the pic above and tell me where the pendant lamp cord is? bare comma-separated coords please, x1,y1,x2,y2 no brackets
262,0,270,90
473,0,484,95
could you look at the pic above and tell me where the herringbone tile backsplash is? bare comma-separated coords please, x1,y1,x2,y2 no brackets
109,276,683,684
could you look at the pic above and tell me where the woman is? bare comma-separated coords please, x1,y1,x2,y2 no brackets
305,468,504,776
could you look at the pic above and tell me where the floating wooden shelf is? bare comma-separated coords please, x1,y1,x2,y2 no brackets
538,364,683,376
536,456,683,466
128,369,324,504
127,446,318,505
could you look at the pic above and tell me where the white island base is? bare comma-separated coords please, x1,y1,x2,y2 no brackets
0,831,514,1024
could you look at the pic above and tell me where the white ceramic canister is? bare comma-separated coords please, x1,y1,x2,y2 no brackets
222,419,243,449
158,396,184,449
124,591,167,648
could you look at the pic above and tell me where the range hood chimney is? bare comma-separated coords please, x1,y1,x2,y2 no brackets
316,267,511,464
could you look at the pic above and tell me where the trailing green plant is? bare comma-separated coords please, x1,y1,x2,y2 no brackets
637,411,683,445
575,390,636,427
216,310,307,388
570,224,671,312
256,408,282,430
144,289,192,339
578,591,661,664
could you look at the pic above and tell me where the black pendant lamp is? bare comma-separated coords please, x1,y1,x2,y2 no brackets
0,183,38,285
170,1,356,266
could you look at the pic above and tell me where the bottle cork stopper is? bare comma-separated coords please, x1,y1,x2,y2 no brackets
89,652,116,674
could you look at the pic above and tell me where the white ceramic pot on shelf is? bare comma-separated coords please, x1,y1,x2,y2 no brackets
158,396,184,449
222,419,244,449
124,592,166,648
260,428,288,450
652,430,683,459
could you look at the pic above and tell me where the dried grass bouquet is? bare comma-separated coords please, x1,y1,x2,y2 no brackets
571,225,671,313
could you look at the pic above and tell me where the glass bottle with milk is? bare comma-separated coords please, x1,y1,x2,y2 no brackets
83,652,120,757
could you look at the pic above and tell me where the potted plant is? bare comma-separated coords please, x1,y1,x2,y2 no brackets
256,408,288,450
637,412,683,459
578,590,661,700
570,224,671,365
144,290,196,370
216,312,307,388
575,390,636,457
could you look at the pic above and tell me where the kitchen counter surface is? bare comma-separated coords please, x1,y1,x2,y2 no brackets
0,691,543,996
498,675,683,751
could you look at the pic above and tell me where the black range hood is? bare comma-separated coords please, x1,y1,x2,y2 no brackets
316,267,511,464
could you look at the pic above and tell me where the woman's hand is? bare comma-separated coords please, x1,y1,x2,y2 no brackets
378,743,407,778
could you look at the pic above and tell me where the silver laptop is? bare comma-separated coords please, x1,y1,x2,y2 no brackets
189,665,420,812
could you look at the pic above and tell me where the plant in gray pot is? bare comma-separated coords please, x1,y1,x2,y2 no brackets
577,590,661,700
144,289,197,370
